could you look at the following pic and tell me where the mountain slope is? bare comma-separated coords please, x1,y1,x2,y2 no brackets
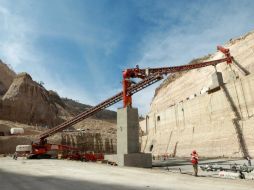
0,62,116,128
0,60,16,96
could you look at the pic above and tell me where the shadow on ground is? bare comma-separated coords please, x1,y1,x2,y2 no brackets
0,169,148,190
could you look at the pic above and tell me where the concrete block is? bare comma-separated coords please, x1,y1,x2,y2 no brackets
212,72,223,86
117,107,139,154
117,153,152,168
208,72,223,93
117,107,152,168
104,154,117,163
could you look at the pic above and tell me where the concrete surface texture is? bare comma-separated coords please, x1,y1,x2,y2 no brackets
117,107,139,154
0,157,253,190
119,153,152,168
140,30,254,158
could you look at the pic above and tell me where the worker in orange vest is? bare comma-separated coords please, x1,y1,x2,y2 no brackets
191,150,199,176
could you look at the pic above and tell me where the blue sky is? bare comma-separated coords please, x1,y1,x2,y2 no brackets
0,0,254,115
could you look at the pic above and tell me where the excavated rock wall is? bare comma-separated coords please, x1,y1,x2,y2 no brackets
141,31,254,158
51,131,116,154
49,118,117,154
0,118,116,154
0,73,62,127
0,60,16,96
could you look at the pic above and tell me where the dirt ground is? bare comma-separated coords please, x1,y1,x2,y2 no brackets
0,157,253,190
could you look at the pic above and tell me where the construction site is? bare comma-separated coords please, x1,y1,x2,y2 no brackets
1,1,254,190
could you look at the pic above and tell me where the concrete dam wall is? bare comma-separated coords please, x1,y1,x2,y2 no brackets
140,31,254,158
141,73,254,158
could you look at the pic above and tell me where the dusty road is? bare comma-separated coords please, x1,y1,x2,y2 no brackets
0,157,253,190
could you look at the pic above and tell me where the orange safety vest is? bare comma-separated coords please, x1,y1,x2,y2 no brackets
191,154,198,164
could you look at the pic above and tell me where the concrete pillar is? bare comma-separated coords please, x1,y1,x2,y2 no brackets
117,107,152,168
209,72,224,93
117,107,139,154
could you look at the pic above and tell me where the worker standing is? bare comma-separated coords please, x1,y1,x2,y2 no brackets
191,150,199,176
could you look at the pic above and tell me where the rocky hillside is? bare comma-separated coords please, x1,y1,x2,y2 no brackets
0,61,15,96
0,72,63,127
62,98,116,121
0,60,116,128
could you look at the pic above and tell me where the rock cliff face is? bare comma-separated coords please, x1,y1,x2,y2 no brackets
0,62,116,128
0,60,16,96
48,118,116,154
0,73,62,127
141,30,254,158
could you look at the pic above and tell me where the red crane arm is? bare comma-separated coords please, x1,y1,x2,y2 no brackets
124,57,231,78
217,46,232,64
123,46,232,79
122,46,232,107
